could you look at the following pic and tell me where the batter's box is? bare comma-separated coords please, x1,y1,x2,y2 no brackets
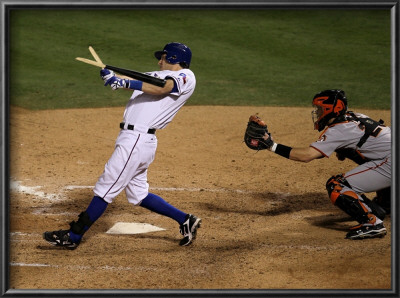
106,222,166,235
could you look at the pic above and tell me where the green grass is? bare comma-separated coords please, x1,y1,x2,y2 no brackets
9,9,391,110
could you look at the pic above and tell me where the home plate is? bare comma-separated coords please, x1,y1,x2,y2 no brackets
106,222,166,235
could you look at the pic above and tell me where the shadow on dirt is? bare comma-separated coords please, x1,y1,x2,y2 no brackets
198,190,356,232
198,191,334,216
306,214,353,232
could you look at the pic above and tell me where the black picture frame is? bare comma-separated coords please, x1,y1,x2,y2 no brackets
1,1,398,297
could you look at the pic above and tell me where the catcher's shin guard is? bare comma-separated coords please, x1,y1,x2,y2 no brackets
360,194,386,220
334,193,377,224
326,175,376,224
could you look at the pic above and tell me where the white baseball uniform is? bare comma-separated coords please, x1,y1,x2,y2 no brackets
94,69,196,204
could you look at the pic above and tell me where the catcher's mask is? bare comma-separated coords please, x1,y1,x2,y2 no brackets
154,42,192,68
311,89,347,131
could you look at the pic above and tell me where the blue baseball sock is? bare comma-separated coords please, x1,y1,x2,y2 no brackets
140,192,187,224
69,195,108,243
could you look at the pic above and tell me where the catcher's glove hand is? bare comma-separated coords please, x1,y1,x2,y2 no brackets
244,115,274,150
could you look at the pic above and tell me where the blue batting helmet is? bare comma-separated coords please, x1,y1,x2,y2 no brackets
154,42,192,68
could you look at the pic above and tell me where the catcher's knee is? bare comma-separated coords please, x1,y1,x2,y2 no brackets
326,174,351,205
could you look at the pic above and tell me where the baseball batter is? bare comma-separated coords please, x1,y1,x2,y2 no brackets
44,42,201,249
244,89,391,239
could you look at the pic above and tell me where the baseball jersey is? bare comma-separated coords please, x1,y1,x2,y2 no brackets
310,112,391,161
122,68,196,130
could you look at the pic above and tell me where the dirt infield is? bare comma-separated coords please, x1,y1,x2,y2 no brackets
9,105,391,290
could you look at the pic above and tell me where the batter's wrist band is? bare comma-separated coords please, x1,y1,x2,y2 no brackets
127,80,143,91
273,143,292,159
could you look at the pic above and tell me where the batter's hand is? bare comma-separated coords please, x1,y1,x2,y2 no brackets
100,69,115,83
104,77,128,90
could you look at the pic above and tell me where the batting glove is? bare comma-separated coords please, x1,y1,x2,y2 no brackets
104,77,129,91
100,69,115,83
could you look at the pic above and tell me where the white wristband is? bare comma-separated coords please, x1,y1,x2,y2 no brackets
271,142,278,152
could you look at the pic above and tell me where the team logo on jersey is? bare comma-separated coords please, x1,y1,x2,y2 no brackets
179,73,187,84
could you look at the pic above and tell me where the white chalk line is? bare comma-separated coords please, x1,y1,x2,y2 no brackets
11,262,169,272
10,263,52,267
10,179,291,217
65,185,252,194
10,232,141,271
10,262,134,271
10,180,62,201
10,180,257,203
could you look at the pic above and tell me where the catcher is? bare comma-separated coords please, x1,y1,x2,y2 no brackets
244,89,391,240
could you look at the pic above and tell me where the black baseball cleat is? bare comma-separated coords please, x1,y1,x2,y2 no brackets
179,214,202,246
345,223,387,240
43,229,79,250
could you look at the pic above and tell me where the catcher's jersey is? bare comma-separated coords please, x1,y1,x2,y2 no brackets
122,68,196,130
310,112,391,160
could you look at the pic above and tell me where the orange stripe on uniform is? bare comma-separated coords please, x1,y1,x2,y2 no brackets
310,146,328,158
344,158,389,180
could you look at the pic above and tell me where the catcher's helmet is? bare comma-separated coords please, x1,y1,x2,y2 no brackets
154,42,192,68
312,89,348,131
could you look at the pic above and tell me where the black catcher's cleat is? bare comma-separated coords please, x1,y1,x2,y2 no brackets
345,223,387,240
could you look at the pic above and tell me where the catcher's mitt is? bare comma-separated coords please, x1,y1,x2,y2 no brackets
244,115,274,150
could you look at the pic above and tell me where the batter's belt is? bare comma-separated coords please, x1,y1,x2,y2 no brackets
120,122,156,134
